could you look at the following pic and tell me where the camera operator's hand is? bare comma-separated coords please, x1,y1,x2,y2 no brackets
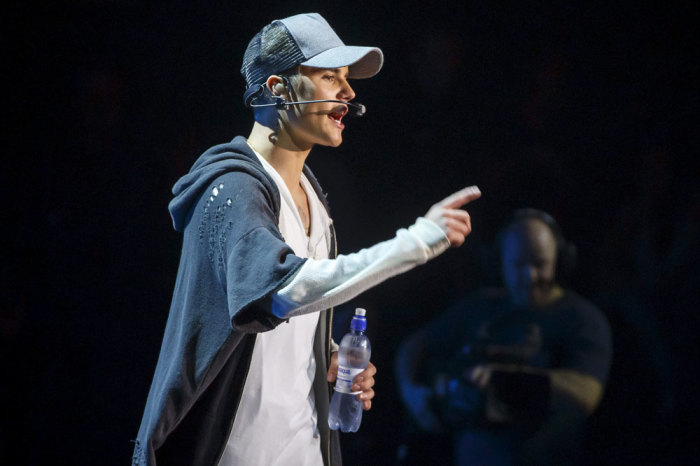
424,186,481,247
399,382,445,434
469,364,493,389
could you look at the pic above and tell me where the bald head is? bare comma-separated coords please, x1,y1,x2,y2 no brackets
500,218,561,307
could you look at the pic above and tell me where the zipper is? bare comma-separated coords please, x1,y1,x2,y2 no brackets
325,306,334,466
325,221,338,465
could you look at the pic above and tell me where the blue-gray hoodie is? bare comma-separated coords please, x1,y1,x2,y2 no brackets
132,136,341,465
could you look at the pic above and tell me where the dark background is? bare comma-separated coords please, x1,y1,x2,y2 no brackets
4,1,698,464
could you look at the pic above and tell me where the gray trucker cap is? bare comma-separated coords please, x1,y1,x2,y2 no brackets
241,13,384,88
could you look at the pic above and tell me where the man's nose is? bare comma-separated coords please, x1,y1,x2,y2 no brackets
338,80,356,102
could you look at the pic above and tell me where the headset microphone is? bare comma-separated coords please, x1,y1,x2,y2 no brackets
243,82,367,117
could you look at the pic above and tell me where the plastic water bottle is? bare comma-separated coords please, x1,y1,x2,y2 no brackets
328,308,372,432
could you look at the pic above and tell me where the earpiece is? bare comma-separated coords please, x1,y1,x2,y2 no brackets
273,82,287,95
243,76,289,109
268,75,290,96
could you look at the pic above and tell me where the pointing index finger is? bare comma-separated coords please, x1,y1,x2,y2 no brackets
439,186,482,209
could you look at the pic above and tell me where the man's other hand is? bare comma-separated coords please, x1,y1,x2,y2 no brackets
327,351,376,410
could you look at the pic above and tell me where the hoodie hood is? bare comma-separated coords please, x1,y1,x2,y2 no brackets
168,136,331,233
168,136,279,232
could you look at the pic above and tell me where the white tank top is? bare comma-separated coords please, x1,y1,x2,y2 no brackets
218,151,331,466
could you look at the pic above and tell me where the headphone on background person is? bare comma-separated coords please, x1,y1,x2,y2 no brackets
496,208,578,283
243,75,367,117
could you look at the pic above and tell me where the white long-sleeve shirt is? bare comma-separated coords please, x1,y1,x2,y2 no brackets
219,148,450,465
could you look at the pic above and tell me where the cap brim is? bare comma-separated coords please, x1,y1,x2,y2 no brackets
300,45,384,79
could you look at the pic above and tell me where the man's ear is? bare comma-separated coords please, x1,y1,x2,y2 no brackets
266,75,288,96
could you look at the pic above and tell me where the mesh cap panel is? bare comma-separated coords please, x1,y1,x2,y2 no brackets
241,22,305,88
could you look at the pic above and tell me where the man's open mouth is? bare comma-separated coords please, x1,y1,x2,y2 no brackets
328,106,348,128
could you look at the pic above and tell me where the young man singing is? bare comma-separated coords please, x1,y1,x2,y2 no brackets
132,12,481,466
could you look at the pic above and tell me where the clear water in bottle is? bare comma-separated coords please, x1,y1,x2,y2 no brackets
328,308,371,432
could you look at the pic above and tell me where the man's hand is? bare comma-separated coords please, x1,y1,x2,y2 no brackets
327,351,376,410
425,186,481,247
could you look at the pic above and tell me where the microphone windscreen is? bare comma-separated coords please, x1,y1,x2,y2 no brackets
348,102,366,117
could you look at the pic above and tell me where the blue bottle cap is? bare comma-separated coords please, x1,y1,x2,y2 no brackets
351,308,367,331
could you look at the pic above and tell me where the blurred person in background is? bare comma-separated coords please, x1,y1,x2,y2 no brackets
395,209,612,465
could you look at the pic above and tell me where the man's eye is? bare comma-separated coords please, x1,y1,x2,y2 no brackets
323,74,335,81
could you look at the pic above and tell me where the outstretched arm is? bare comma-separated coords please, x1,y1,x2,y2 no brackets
272,186,481,318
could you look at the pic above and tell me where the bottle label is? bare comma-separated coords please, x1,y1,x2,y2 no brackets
334,364,364,395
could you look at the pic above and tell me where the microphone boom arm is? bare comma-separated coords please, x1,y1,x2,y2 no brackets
246,87,366,117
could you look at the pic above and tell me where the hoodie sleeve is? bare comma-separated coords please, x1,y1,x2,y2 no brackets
204,170,307,333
